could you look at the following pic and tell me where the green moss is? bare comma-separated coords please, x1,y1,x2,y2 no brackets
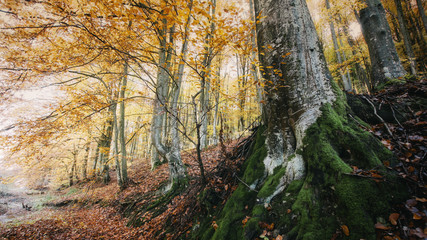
242,146,267,184
271,101,408,239
252,205,266,217
210,185,257,240
243,217,262,239
257,167,286,199
194,97,407,240
206,126,267,240
375,77,407,91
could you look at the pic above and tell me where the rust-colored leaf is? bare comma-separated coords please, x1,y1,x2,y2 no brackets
242,216,250,226
341,225,349,236
389,213,399,225
413,212,422,220
416,197,427,203
212,221,218,230
374,222,390,230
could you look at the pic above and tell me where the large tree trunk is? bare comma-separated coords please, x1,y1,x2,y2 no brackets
255,0,335,178
205,0,407,239
358,0,406,87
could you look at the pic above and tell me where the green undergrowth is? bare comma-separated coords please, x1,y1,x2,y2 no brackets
193,98,407,239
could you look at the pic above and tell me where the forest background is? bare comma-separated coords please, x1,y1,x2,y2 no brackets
0,0,426,239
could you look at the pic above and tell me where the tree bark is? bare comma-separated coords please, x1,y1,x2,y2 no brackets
358,0,406,87
255,0,335,177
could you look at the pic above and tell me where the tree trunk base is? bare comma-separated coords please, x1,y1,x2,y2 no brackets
202,101,408,240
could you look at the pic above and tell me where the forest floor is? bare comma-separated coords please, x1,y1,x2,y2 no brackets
0,78,426,240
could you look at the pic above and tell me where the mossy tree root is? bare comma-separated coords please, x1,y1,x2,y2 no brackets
203,103,407,240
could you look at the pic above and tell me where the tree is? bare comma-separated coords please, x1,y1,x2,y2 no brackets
416,0,427,34
393,0,417,75
357,0,407,87
208,0,406,238
325,0,353,92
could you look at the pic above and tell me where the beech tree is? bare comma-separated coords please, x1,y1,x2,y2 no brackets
356,0,407,87
208,0,406,238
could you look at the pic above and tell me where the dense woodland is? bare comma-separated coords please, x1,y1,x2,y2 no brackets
0,0,426,239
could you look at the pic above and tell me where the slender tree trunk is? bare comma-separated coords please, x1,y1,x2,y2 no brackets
199,0,217,150
112,99,122,187
70,149,78,186
166,0,194,187
342,24,371,93
100,104,116,184
151,12,187,187
82,141,90,180
358,0,406,87
119,62,128,186
326,0,352,92
212,63,221,145
249,0,266,124
150,17,171,169
92,141,99,178
416,0,427,34
394,0,417,75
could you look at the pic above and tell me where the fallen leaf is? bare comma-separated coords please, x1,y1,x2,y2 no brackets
212,221,218,230
259,229,267,238
413,212,422,220
374,222,390,230
242,216,250,226
341,225,349,236
389,213,399,225
415,197,427,202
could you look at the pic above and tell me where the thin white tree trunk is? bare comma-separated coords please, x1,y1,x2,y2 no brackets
326,0,352,92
